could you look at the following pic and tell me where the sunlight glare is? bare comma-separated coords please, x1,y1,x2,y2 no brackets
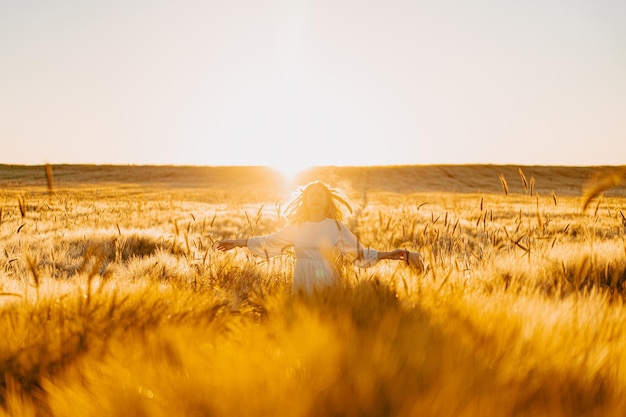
271,158,309,185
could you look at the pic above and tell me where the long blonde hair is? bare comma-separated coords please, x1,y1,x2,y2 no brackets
283,181,353,224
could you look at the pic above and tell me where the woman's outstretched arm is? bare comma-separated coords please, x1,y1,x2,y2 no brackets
217,225,295,258
216,238,248,251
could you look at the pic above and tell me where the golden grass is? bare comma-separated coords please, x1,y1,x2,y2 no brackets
581,167,626,213
0,164,625,416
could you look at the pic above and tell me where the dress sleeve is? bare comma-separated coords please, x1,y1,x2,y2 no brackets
336,222,380,268
247,225,295,259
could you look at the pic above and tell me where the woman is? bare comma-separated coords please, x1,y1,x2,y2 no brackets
217,180,422,294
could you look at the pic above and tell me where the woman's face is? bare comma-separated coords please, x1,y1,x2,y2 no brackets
305,186,328,213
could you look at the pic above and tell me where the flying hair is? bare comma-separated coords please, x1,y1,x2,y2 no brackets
283,180,353,223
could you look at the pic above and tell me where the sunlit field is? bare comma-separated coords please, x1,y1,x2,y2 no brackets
1,164,625,417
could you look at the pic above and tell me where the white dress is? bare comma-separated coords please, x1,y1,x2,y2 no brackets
247,218,380,293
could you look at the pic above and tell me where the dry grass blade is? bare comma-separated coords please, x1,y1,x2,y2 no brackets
512,235,529,253
535,195,543,230
499,173,509,195
0,292,22,298
256,205,264,223
184,230,191,255
476,212,483,227
45,163,54,195
594,197,602,217
210,212,217,228
518,168,528,193
17,195,26,218
245,211,252,229
26,255,40,289
582,170,625,212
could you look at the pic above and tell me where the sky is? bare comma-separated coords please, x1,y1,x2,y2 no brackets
1,0,625,175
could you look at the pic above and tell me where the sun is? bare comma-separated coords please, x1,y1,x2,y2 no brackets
270,158,309,185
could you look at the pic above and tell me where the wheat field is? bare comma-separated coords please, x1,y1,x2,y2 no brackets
1,164,625,417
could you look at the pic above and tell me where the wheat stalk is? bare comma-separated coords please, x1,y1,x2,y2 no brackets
17,195,26,218
45,163,54,195
499,173,509,195
518,168,528,193
535,195,543,230
582,170,625,212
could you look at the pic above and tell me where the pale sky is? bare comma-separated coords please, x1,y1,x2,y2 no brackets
1,0,625,175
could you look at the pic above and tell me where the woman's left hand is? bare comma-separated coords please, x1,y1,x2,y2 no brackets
216,239,238,251
379,249,409,261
